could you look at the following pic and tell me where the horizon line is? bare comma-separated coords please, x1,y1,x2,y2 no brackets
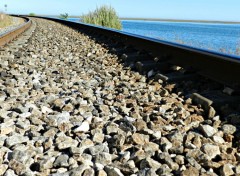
13,13,240,24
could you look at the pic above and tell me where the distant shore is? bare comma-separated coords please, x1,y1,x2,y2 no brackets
120,17,240,24
43,15,240,24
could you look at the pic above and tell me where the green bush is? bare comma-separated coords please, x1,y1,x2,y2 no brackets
59,13,69,19
29,13,36,16
81,5,122,30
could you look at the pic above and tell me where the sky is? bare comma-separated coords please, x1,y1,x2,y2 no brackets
0,0,240,21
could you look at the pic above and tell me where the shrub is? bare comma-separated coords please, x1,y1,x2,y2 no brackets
59,13,69,19
29,13,36,16
81,5,122,30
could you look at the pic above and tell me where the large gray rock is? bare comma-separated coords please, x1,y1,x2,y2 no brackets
88,144,109,156
199,124,217,137
9,149,32,166
95,152,112,166
5,134,28,147
53,154,69,167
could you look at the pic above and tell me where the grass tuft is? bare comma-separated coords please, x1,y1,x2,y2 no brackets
81,5,122,30
0,13,13,28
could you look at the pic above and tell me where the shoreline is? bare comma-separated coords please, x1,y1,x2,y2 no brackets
120,18,240,24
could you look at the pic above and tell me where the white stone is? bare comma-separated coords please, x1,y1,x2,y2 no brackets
152,131,162,139
95,163,104,170
202,143,220,159
41,106,53,113
56,111,70,125
212,136,225,144
200,125,217,137
19,112,31,118
74,121,90,132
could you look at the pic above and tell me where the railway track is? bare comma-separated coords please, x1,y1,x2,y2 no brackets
0,16,239,175
0,16,31,47
35,16,240,116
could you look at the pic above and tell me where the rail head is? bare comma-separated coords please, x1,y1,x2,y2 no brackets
24,16,240,90
0,16,31,47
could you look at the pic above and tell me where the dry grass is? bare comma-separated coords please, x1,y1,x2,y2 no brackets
0,13,13,28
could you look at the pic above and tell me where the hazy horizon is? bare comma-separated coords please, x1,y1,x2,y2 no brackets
1,0,240,22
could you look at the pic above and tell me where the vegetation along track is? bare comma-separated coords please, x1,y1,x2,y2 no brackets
0,16,239,175
0,16,31,47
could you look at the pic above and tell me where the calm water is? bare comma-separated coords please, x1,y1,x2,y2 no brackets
68,18,240,56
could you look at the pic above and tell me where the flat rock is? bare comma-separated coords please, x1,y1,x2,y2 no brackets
132,133,149,145
199,124,217,137
56,136,78,150
212,135,225,144
73,121,90,133
202,143,220,159
5,134,28,147
89,144,109,156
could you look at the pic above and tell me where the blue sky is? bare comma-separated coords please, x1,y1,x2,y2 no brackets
1,0,239,21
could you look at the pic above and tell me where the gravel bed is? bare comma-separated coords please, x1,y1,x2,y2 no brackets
0,18,239,175
0,17,25,36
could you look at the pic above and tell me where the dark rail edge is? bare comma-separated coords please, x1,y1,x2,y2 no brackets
0,16,31,47
28,16,240,90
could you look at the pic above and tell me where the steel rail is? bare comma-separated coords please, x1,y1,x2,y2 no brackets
0,16,31,47
29,16,240,90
